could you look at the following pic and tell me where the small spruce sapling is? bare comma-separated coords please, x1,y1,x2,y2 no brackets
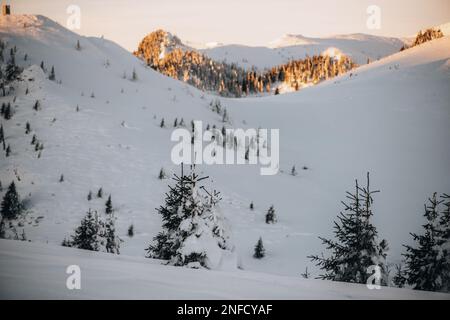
25,122,31,134
49,66,55,81
158,167,166,180
128,224,134,237
253,237,265,259
265,205,276,224
97,187,103,198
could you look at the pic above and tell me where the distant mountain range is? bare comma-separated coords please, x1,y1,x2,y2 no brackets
136,30,406,70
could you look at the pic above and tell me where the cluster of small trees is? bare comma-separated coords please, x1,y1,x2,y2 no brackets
308,173,449,293
62,195,121,254
0,41,22,95
30,132,44,158
1,102,12,120
134,30,357,97
250,203,277,259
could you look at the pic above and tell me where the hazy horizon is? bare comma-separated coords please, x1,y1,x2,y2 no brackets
9,0,450,51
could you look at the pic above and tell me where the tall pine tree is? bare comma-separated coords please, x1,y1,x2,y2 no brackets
309,173,388,284
403,193,450,292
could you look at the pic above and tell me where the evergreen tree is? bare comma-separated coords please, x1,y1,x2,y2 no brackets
146,165,230,268
31,134,36,145
49,66,55,81
0,124,4,147
308,173,388,284
25,122,31,134
5,54,21,81
59,174,64,183
5,144,11,157
128,224,134,237
105,195,113,214
160,118,165,128
61,237,71,247
40,61,45,71
87,190,93,201
33,100,40,111
253,237,265,259
222,108,229,123
0,217,5,239
393,264,407,288
1,182,22,220
104,209,120,254
403,193,450,292
158,167,166,180
301,267,311,279
265,205,276,224
97,187,103,198
68,209,103,251
132,68,138,81
3,103,12,120
291,165,297,176
173,118,178,127
250,201,254,210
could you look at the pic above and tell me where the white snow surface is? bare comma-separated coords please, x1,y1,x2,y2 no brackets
0,14,450,298
1,239,448,299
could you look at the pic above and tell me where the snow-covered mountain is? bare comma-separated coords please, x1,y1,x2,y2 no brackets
1,14,450,298
202,33,405,69
134,29,192,66
134,28,404,70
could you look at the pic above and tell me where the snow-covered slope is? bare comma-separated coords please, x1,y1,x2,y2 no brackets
202,33,405,69
1,239,448,299
1,14,450,298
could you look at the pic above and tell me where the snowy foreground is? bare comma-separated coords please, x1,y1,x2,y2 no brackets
0,239,448,299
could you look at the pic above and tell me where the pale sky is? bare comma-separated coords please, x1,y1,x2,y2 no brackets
9,0,450,51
